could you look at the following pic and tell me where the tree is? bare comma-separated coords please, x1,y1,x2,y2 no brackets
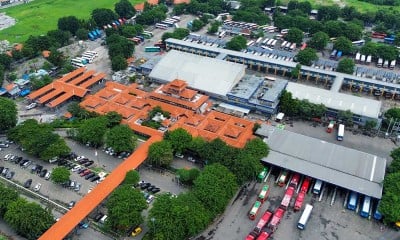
165,128,192,154
47,47,65,67
337,58,355,74
193,163,238,214
76,28,89,40
364,120,377,131
360,42,377,56
279,90,298,116
40,138,71,161
51,167,70,184
105,124,137,153
0,97,17,132
341,6,359,21
58,16,80,35
296,48,318,66
285,28,303,45
388,148,400,174
379,172,400,223
111,55,128,71
121,25,141,38
47,30,71,48
290,63,301,79
225,35,247,51
176,168,200,185
149,193,211,240
123,170,140,185
106,185,147,234
338,110,353,126
148,140,174,167
343,23,363,41
115,0,136,18
0,183,18,217
76,116,108,147
333,36,353,55
376,44,398,61
67,102,92,120
187,136,207,156
4,198,54,240
231,152,264,184
190,19,205,32
317,5,340,21
385,108,400,120
92,8,118,27
208,21,220,34
105,111,122,128
308,31,329,50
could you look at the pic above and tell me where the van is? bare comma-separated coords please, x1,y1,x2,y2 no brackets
312,180,323,194
45,171,51,180
100,215,108,224
49,157,58,164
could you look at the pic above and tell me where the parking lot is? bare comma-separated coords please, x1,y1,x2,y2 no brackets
199,168,397,240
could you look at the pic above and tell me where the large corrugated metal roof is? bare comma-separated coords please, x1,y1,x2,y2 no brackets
149,50,246,96
256,124,386,199
286,82,382,119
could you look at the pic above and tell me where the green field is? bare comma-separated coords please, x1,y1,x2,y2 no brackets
0,0,143,43
295,0,395,12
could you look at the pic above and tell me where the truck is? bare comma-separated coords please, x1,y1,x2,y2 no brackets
249,201,262,220
257,185,270,203
289,173,300,189
277,170,288,187
268,207,285,232
256,231,271,240
300,177,311,193
280,186,295,210
294,191,306,211
326,121,335,133
253,210,273,235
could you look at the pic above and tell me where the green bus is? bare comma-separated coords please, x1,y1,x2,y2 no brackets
145,47,161,52
257,167,269,183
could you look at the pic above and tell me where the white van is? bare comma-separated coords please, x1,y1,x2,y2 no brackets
100,215,108,224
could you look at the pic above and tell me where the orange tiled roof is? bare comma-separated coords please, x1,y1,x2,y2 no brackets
14,44,23,51
173,0,190,4
64,112,72,119
42,50,50,58
134,0,159,10
5,83,16,92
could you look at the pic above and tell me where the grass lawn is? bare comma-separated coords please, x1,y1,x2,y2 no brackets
0,0,143,43
285,0,395,12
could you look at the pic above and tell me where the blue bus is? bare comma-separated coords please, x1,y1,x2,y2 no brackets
360,196,371,218
373,200,383,220
347,191,358,211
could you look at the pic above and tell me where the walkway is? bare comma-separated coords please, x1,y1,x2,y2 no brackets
39,135,162,240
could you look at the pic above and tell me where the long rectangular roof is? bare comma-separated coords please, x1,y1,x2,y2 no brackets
286,82,381,119
149,50,246,96
256,124,386,199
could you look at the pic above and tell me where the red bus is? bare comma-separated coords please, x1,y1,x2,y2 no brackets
253,210,273,235
294,191,306,211
371,32,387,39
289,173,301,189
300,177,311,193
256,231,271,240
268,207,285,232
280,186,295,210
300,43,307,50
249,201,262,220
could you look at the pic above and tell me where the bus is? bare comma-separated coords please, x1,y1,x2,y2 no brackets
266,39,274,46
280,186,295,210
155,23,168,29
256,231,271,240
294,192,305,211
377,58,383,68
263,38,270,44
330,49,338,59
172,16,181,21
289,173,300,188
278,170,289,187
249,201,262,220
256,37,263,44
271,39,277,47
352,40,365,46
142,32,152,39
312,179,323,195
219,31,226,38
258,167,268,182
281,41,287,48
145,46,161,52
258,185,270,203
373,201,383,220
297,204,313,230
71,58,87,65
300,43,307,50
300,177,311,193
337,124,344,141
71,62,86,69
347,191,358,211
162,20,175,27
253,210,273,235
360,196,371,218
247,40,255,46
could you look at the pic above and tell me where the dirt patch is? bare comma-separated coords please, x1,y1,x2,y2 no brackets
0,13,16,31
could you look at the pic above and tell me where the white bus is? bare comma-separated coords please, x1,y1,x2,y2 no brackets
390,60,396,69
247,40,255,46
297,204,313,230
143,31,154,37
360,196,371,218
366,55,372,64
155,23,168,29
262,38,269,44
271,39,277,47
281,41,287,48
219,31,226,38
266,39,274,46
71,58,86,65
172,16,181,21
337,124,344,141
81,55,94,63
289,43,296,51
377,58,383,68
71,62,86,68
256,37,263,44
355,53,360,61
312,179,323,194
285,42,291,50
83,51,98,57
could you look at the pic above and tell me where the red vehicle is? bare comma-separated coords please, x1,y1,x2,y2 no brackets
253,210,273,235
280,186,295,210
289,173,300,189
372,32,387,39
300,177,311,194
245,233,257,240
256,231,271,240
300,43,307,50
154,41,166,49
80,169,91,177
294,191,306,211
268,207,285,232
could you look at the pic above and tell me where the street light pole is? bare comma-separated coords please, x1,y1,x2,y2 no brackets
151,217,156,236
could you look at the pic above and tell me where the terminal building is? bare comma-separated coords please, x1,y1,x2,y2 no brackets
165,38,392,123
256,124,386,199
149,50,287,115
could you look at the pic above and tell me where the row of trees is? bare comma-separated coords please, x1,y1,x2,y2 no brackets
379,148,400,223
148,163,238,240
148,128,269,184
173,0,230,17
0,183,54,239
7,119,71,161
0,97,17,132
66,109,137,153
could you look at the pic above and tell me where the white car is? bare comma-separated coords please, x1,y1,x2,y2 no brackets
4,154,12,160
75,156,86,161
72,165,82,172
146,195,155,204
175,153,184,159
44,171,51,180
25,102,37,110
34,183,41,192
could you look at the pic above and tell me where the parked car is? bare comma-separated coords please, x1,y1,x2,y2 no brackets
5,171,15,179
77,168,87,174
19,159,28,166
74,183,81,192
151,188,161,194
94,213,104,222
36,165,43,174
39,169,47,178
131,226,142,237
25,102,37,110
24,179,32,188
85,172,96,180
0,143,9,148
83,161,94,167
140,182,151,190
80,169,91,177
15,156,23,164
2,168,9,176
34,183,41,192
45,171,51,180
72,165,82,172
78,221,89,229
0,167,4,173
175,153,184,159
68,201,76,209
75,156,87,161
78,159,89,164
147,185,156,192
146,195,155,204
22,160,32,168
4,154,12,160
90,176,100,182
